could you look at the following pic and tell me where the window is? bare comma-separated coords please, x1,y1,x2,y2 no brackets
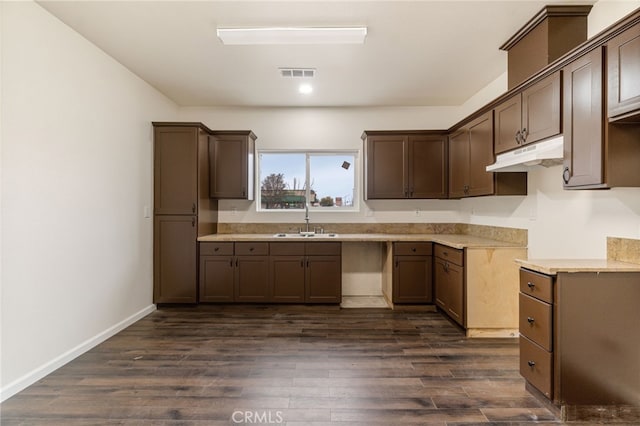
258,151,357,211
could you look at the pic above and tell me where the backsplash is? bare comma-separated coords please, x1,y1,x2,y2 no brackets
607,237,640,264
217,222,528,245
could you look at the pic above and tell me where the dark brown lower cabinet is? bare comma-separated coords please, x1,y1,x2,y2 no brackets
434,244,464,326
154,215,197,304
519,267,640,422
306,255,341,303
392,242,433,303
199,241,341,304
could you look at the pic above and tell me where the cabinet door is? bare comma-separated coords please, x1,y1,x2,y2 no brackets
494,93,522,154
446,262,465,327
154,127,198,215
392,256,433,303
153,215,197,303
467,111,496,197
306,256,342,303
209,134,251,199
408,135,447,198
270,256,306,303
448,129,469,198
608,24,640,119
235,256,270,302
366,135,407,199
434,258,449,310
522,72,561,145
563,48,604,188
199,256,235,302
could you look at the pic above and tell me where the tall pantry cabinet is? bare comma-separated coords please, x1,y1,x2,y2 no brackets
153,123,217,303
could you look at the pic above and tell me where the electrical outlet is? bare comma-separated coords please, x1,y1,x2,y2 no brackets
143,206,151,218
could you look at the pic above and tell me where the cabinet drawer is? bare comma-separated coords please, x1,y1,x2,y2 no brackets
434,244,463,266
270,242,305,256
235,242,269,256
305,242,341,256
200,242,233,256
520,268,553,303
519,336,553,399
519,293,552,351
394,242,433,256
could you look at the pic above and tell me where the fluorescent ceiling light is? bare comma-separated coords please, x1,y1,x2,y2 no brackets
217,27,367,45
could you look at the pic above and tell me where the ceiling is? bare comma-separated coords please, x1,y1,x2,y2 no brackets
38,0,595,108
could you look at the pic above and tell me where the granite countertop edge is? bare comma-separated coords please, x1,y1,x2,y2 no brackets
515,258,640,275
197,233,526,249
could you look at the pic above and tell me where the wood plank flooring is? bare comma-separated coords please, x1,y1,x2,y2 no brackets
0,305,588,425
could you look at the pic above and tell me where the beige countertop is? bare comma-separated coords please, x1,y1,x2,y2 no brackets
516,258,640,275
198,233,524,249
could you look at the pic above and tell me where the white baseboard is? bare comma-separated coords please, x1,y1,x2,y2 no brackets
0,304,156,402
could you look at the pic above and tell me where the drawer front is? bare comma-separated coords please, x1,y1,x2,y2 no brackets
393,242,433,256
270,242,305,256
235,242,269,256
520,268,553,303
305,242,341,256
434,244,463,266
520,336,553,399
519,293,552,351
200,242,234,256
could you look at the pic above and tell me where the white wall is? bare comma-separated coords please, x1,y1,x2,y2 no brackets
1,2,178,400
180,2,640,260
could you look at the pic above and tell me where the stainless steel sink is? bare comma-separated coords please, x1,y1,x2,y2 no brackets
273,233,339,238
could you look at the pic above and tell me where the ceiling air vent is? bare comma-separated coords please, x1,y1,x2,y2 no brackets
280,68,316,78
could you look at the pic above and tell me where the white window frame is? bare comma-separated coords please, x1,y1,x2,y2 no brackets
257,149,360,212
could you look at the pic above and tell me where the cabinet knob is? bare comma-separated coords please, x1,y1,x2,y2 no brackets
249,247,254,252
527,282,535,289
515,130,522,144
563,167,571,185
411,248,416,252
192,203,196,213
521,127,528,142
527,360,536,368
527,316,535,324
191,217,196,227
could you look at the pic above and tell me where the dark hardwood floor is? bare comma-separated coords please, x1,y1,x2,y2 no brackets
0,305,596,425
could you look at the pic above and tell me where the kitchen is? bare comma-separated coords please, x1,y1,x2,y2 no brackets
2,0,640,424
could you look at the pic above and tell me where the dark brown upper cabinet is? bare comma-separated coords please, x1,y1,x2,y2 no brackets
500,5,591,90
449,111,527,198
362,131,447,199
563,47,640,189
209,131,256,200
608,24,640,121
494,72,561,155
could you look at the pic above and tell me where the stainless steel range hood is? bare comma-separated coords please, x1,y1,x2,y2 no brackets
486,136,564,172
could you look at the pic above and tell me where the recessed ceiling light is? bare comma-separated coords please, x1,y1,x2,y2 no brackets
217,27,367,45
299,84,313,95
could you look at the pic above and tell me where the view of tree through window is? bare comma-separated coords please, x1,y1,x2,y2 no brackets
259,152,356,210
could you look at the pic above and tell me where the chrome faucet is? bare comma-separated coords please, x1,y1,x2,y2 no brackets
304,202,310,233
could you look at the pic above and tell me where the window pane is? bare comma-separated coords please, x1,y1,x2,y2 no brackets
310,154,355,208
259,153,306,209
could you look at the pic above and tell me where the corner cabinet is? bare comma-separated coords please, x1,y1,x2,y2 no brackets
209,131,256,200
608,23,640,121
449,111,527,198
153,123,217,304
363,131,447,199
494,72,561,155
563,47,640,189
